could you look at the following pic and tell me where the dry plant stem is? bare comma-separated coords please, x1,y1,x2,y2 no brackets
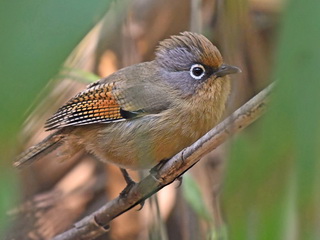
53,83,274,240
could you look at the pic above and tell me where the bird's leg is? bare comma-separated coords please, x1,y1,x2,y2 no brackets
119,168,146,210
119,168,136,198
150,159,168,177
150,159,183,187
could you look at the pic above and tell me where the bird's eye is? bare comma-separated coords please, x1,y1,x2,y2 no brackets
190,64,205,79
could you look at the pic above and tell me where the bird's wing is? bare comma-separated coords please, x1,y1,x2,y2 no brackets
45,73,173,130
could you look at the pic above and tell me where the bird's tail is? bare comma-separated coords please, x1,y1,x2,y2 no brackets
14,130,65,168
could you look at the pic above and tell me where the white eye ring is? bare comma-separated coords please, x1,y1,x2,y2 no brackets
190,64,206,79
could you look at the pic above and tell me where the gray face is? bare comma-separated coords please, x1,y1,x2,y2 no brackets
156,47,217,97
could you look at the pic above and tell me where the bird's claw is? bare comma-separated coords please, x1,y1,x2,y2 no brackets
119,180,136,198
176,176,183,188
137,200,145,211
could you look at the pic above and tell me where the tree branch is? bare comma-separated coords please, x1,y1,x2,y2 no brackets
53,83,274,240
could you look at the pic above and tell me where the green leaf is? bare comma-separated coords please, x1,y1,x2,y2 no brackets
0,0,112,235
223,0,320,239
182,173,213,222
0,0,112,141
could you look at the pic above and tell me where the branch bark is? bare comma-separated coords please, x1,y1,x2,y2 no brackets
53,83,274,240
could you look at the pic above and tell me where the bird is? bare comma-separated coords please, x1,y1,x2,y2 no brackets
15,32,240,193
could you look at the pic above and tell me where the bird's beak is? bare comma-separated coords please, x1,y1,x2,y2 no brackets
215,64,241,77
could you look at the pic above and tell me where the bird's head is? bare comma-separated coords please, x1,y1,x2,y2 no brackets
155,32,240,96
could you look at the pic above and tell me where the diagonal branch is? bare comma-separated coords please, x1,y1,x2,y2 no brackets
53,83,274,240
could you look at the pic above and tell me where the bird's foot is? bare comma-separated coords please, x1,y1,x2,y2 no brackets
176,176,183,188
150,159,167,175
119,168,136,198
118,168,145,210
119,180,136,198
137,200,145,211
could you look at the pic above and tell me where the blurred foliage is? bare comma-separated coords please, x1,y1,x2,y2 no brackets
0,0,112,236
58,67,100,84
183,173,213,222
223,0,320,239
3,0,320,239
183,173,227,240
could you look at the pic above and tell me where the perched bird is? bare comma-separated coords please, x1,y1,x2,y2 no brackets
15,32,240,191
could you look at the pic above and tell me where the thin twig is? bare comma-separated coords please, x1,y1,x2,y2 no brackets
53,83,274,240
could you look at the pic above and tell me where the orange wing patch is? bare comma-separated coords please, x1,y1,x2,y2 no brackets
45,82,124,130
